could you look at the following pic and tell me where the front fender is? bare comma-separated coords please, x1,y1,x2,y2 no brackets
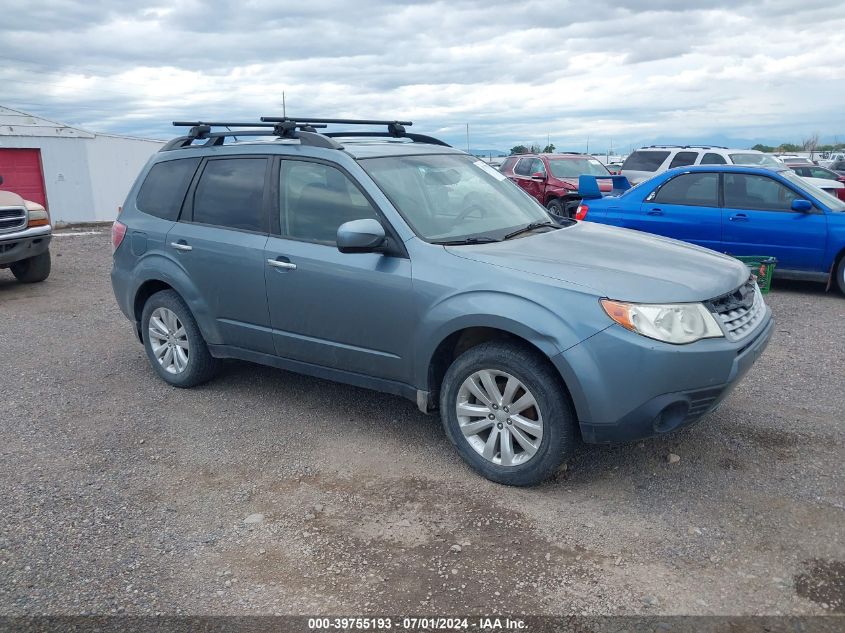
412,289,599,391
127,252,223,344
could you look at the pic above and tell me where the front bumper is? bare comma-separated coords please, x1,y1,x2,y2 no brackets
0,226,52,267
553,310,773,443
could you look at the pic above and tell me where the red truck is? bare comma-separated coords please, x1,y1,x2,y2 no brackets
499,153,612,218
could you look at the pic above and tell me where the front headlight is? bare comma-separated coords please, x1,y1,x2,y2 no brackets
601,299,724,344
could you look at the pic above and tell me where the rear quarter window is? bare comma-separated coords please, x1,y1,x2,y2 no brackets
135,158,201,220
622,151,670,172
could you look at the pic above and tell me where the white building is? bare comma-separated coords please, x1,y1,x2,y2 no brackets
0,106,164,224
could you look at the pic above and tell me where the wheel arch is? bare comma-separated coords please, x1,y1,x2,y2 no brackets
129,254,221,344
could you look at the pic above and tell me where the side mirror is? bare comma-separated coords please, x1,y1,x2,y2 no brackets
337,218,386,254
791,199,812,213
0,175,4,186
531,171,546,181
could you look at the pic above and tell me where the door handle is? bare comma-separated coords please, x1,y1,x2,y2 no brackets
647,208,664,216
267,258,297,270
170,241,192,251
729,214,749,222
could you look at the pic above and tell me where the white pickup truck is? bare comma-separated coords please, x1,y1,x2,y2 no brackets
0,175,52,283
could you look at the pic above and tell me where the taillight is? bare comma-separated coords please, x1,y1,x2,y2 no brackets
112,221,127,252
575,204,589,220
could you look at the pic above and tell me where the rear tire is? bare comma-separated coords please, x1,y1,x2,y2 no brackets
10,250,51,283
439,341,577,486
836,256,845,295
141,289,219,388
546,198,566,218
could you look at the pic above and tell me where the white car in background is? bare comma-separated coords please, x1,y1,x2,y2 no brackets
620,146,782,183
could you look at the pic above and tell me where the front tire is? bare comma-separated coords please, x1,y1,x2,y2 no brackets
10,250,51,283
439,341,577,486
836,256,845,295
141,289,219,387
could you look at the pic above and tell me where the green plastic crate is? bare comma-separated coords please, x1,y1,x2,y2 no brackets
733,255,777,294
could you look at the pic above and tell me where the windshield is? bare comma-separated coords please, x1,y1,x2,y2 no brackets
729,153,780,167
781,170,845,211
361,154,552,242
548,157,609,178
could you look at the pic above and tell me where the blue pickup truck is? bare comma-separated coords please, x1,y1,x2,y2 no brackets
576,165,845,294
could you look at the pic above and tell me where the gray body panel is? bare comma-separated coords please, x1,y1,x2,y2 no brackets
111,137,773,444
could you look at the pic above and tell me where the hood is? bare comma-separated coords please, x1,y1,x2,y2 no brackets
803,177,843,190
446,222,749,303
0,190,26,208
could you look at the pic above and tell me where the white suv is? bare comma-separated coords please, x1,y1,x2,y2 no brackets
620,146,781,183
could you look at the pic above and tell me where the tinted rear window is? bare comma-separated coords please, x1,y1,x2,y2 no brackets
668,151,698,169
192,158,268,232
622,151,670,172
136,158,200,220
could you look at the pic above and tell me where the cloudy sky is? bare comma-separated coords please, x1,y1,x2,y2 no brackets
3,0,844,152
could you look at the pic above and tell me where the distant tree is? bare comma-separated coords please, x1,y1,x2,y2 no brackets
802,133,820,159
510,145,530,155
528,144,543,154
751,144,774,153
777,143,801,153
542,143,556,153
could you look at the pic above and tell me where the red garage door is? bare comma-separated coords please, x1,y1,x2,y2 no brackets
0,148,48,209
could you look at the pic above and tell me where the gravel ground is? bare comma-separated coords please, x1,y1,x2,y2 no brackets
0,230,843,616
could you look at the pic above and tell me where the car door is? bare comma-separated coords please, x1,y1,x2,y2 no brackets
628,172,721,249
721,172,827,271
510,157,544,203
264,158,415,382
166,156,275,354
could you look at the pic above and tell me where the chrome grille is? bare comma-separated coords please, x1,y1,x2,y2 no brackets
708,277,766,341
0,206,27,234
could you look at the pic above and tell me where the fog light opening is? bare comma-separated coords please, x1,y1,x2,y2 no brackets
653,401,690,433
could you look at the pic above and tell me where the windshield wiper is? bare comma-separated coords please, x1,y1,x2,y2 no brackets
433,236,501,246
503,221,559,240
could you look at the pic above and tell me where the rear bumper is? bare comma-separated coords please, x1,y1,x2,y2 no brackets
0,227,51,267
553,311,773,444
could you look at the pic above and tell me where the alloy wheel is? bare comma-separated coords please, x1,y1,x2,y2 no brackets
455,369,543,467
148,307,190,374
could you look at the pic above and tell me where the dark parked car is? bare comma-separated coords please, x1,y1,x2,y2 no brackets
499,153,612,218
111,118,772,486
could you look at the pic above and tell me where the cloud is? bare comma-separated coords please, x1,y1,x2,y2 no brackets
2,0,843,150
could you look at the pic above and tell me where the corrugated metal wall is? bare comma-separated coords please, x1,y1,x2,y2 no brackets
85,135,163,223
0,129,163,224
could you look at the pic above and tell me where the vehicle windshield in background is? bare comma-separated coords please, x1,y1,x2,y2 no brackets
781,170,845,211
621,151,670,172
548,158,609,178
729,153,781,167
362,154,552,242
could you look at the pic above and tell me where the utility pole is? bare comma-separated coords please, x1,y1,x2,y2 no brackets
282,91,286,118
586,136,590,155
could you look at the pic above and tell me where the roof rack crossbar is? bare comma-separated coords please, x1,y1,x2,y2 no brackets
323,131,451,147
260,117,412,126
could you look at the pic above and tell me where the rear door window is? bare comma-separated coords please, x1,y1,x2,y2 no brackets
513,158,533,176
192,158,269,232
668,151,698,169
700,153,727,165
622,151,670,172
651,173,719,207
136,158,201,220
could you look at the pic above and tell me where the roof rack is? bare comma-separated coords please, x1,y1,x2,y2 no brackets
642,144,728,150
160,117,450,152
